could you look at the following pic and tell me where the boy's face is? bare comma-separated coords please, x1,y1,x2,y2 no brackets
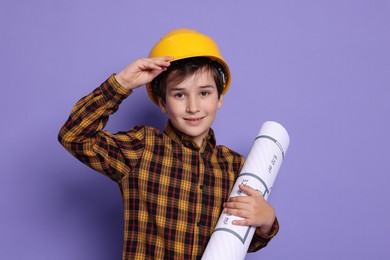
158,68,223,147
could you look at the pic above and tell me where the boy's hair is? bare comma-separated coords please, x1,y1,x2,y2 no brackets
152,57,226,104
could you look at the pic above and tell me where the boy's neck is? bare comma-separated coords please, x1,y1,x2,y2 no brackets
164,120,215,150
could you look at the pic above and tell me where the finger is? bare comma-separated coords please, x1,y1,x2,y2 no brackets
139,56,173,72
224,201,249,210
153,56,173,64
148,56,173,67
156,56,174,62
227,195,252,203
139,61,167,72
223,207,249,218
238,184,263,197
231,219,254,226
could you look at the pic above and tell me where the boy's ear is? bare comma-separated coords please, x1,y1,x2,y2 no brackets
157,97,167,113
217,94,224,109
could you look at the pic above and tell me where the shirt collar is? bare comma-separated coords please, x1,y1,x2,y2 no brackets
164,120,216,151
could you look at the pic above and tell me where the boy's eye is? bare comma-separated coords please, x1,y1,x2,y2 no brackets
200,91,209,96
175,93,184,98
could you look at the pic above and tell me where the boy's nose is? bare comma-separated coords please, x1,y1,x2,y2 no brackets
186,96,200,113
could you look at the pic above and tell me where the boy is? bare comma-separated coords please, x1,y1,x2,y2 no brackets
58,29,279,259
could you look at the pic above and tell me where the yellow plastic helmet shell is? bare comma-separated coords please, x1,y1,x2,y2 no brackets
146,28,231,105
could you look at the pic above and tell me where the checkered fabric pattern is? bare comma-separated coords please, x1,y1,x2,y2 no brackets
58,75,278,259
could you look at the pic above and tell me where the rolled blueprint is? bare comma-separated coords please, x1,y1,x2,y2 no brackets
202,121,290,260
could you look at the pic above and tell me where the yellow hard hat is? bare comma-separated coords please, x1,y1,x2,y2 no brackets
146,28,231,105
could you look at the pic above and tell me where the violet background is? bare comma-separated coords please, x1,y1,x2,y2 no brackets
1,0,389,259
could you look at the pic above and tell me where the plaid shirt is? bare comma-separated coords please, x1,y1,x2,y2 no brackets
58,75,278,259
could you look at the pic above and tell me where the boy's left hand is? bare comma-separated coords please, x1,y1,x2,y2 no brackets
223,184,275,234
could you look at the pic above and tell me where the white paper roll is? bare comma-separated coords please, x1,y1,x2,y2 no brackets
202,121,290,260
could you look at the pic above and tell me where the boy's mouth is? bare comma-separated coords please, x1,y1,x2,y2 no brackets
185,116,204,121
184,117,205,124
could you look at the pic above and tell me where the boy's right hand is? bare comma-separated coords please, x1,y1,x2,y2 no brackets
115,56,173,90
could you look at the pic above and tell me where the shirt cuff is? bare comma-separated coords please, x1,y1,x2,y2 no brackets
100,74,133,104
248,217,279,252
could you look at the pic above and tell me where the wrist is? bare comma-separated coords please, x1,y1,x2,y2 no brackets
255,217,279,239
258,223,272,236
257,212,276,235
109,74,133,96
114,73,133,90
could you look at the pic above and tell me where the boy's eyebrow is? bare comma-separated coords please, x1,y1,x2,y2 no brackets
199,85,215,89
168,87,185,92
168,85,216,91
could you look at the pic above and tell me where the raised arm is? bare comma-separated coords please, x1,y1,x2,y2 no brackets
58,57,172,181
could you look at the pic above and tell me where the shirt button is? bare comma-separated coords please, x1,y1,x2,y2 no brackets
199,185,203,190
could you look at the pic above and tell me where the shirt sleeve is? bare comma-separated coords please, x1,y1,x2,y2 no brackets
248,217,279,252
58,74,145,182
